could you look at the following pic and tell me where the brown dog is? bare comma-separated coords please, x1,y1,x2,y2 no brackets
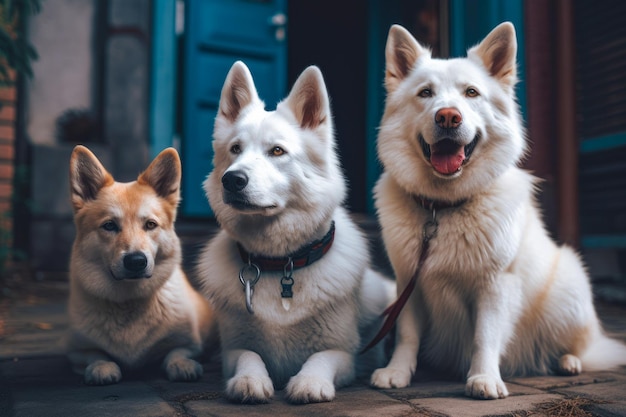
66,145,216,385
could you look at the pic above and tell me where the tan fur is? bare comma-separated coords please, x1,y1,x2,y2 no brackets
516,249,561,333
66,145,216,385
370,22,626,400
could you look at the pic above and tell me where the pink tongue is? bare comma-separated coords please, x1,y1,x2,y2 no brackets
430,148,466,175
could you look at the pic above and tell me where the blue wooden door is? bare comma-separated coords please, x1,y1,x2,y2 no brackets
181,0,287,217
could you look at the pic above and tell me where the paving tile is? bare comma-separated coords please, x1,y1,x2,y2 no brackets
11,380,177,417
1,356,195,417
186,384,414,417
587,402,626,417
377,379,467,401
148,359,225,402
507,371,620,390
376,376,544,403
0,301,68,359
0,356,76,383
412,393,563,417
556,380,626,402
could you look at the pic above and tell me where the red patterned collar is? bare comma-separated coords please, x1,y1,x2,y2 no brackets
237,221,335,271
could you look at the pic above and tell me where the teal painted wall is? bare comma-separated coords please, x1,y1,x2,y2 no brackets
150,0,178,158
449,0,526,120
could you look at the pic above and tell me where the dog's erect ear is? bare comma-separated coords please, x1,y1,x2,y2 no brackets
69,145,114,212
138,148,182,206
218,61,259,122
285,65,329,130
468,21,517,87
385,24,430,93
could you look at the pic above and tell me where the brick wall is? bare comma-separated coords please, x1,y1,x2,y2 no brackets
0,71,16,260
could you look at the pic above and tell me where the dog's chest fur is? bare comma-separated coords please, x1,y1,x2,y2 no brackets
69,278,197,368
200,210,369,387
378,168,533,372
219,295,360,387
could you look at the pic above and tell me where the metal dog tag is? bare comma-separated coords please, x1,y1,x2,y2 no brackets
245,280,254,314
280,276,293,311
239,262,261,315
280,276,294,298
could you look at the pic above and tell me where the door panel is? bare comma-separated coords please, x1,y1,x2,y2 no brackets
182,0,287,217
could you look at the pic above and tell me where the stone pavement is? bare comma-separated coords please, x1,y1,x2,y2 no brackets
1,279,626,417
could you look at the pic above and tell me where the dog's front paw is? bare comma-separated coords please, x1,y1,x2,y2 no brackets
84,360,122,385
558,354,582,376
226,374,274,404
285,374,335,404
165,357,204,382
465,374,508,399
370,366,412,389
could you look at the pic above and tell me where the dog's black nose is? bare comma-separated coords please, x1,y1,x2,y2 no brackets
123,252,148,273
222,170,248,192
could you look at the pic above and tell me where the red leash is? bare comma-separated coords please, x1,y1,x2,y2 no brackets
360,237,431,354
360,196,455,354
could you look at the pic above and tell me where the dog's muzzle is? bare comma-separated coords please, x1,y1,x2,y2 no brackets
222,170,248,192
220,169,278,212
418,107,479,176
222,170,258,210
119,252,149,279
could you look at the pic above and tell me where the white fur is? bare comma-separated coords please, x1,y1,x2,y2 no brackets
370,22,626,400
197,61,394,404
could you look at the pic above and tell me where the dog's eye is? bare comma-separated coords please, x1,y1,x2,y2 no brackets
230,144,242,154
270,146,286,156
101,221,119,232
145,220,158,230
418,88,432,98
465,87,480,98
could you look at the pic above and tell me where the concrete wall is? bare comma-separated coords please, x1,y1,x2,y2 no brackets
25,0,152,272
27,0,96,146
105,0,151,182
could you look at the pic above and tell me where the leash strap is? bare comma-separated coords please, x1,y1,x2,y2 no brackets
360,209,438,354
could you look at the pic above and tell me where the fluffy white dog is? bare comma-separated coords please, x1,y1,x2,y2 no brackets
370,22,626,399
197,61,394,404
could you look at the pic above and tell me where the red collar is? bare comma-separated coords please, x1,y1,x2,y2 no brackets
237,221,335,271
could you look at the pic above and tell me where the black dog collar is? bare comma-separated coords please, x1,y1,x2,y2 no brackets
237,221,335,271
